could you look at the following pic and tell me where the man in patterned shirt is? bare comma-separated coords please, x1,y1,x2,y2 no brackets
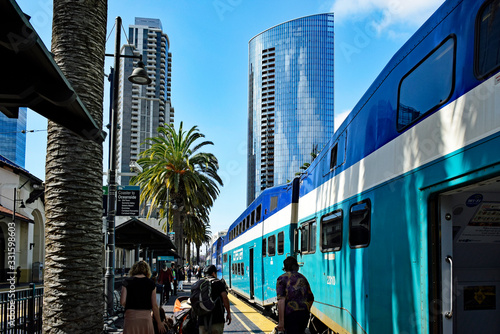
276,256,314,334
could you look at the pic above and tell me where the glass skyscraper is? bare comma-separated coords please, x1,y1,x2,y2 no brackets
247,14,335,204
0,107,27,167
117,17,173,185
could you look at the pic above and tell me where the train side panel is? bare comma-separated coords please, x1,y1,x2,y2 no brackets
295,0,500,333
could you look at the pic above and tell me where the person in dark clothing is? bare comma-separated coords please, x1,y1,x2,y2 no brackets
121,261,166,334
171,263,178,296
276,256,314,334
153,307,169,334
196,265,231,334
158,263,173,303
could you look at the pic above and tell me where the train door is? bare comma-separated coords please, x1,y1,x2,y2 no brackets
249,247,255,300
228,254,232,288
435,176,500,334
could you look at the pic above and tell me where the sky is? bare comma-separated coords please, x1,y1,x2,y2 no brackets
16,0,445,237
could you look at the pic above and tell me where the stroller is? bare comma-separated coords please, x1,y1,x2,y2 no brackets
168,296,198,334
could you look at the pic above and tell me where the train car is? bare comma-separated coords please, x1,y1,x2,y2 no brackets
221,178,300,307
215,0,499,333
209,236,224,279
293,0,500,333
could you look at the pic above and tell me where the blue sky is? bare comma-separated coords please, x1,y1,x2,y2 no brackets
17,0,444,235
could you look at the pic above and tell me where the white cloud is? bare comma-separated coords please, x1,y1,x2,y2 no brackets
334,109,351,131
330,0,445,31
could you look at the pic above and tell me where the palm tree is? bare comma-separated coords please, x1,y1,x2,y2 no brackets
195,227,212,265
43,1,106,333
295,144,320,176
183,213,212,266
131,122,223,263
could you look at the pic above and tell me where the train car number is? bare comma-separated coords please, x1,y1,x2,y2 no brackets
327,276,336,285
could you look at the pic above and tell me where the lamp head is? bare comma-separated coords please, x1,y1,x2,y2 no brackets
128,61,152,85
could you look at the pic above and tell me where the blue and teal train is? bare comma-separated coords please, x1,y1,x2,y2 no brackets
210,0,500,332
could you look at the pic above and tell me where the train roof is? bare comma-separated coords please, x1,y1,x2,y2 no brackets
304,0,462,176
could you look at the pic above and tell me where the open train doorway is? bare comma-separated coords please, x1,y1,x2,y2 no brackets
433,176,500,334
249,248,255,301
228,255,232,289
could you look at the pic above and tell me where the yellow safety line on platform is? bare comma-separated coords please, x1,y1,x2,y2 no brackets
228,293,276,333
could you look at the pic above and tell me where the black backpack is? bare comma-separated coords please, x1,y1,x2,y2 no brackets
190,277,219,316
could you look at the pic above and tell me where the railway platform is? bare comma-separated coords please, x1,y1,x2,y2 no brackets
109,277,276,333
162,278,276,333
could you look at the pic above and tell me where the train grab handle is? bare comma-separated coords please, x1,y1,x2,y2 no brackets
445,256,453,319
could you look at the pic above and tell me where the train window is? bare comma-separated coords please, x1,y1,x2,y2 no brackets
277,232,284,254
268,235,276,256
330,144,338,170
349,200,371,248
246,216,250,229
262,238,267,257
270,196,278,211
476,0,500,79
251,211,255,226
397,36,455,131
300,224,309,253
321,210,343,252
241,264,245,276
300,219,316,254
223,254,227,263
256,205,262,222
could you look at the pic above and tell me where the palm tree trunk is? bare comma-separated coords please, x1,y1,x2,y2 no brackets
43,1,106,333
185,241,191,265
173,210,184,264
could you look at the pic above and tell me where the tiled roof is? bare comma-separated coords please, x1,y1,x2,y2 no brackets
0,205,33,223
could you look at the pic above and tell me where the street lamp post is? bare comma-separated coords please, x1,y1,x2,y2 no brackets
104,16,151,316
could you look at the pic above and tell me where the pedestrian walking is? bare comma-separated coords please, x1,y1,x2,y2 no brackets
158,263,173,304
120,261,166,334
178,266,185,291
195,265,231,334
171,263,178,296
276,256,314,334
187,266,192,283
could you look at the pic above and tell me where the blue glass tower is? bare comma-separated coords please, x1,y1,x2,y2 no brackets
0,107,27,167
247,14,335,204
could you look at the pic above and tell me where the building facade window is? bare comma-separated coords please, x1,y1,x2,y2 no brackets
247,14,335,204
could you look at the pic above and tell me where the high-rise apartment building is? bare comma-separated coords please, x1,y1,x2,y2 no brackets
117,17,173,185
247,14,335,204
0,107,27,167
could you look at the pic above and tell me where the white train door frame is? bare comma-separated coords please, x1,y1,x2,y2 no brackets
436,176,500,334
439,195,454,334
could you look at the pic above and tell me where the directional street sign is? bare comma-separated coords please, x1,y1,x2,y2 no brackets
103,185,140,216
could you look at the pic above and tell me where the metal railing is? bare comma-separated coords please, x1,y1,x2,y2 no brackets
0,284,43,334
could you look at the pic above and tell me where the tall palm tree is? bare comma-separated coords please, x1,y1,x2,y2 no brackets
183,213,210,265
43,1,106,333
295,144,320,176
131,122,223,263
195,227,212,265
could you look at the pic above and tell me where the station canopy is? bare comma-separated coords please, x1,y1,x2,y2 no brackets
116,218,179,258
0,0,105,143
